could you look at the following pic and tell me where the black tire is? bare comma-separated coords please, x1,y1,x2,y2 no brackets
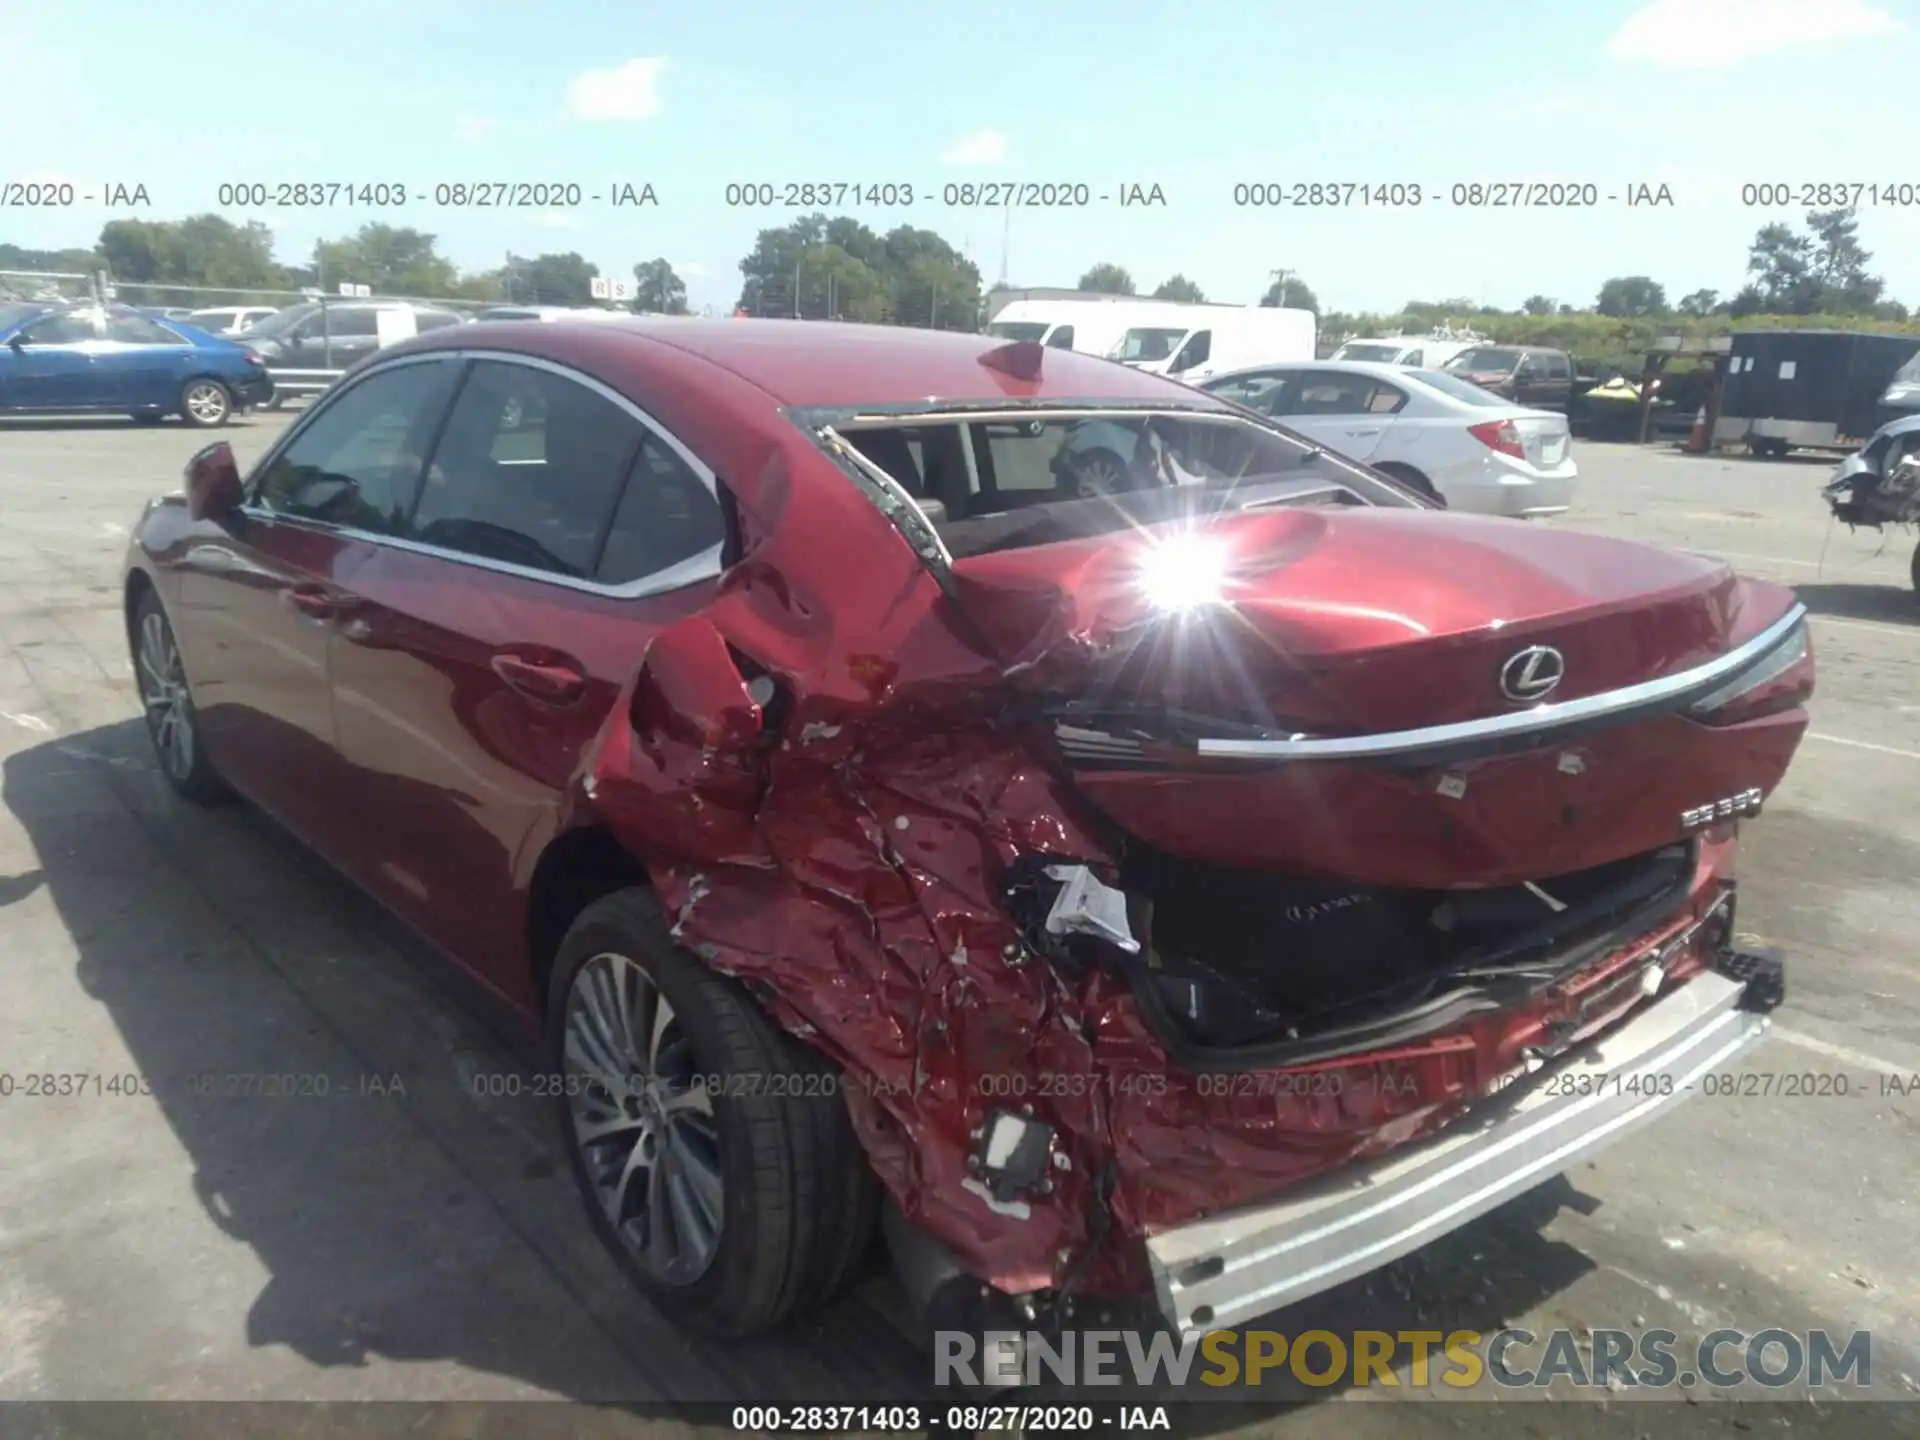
179,378,232,428
130,589,225,802
1375,462,1445,507
547,887,879,1337
1911,539,1919,595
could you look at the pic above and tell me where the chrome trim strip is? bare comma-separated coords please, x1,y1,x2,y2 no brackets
236,348,727,601
1145,969,1770,1335
1192,602,1807,762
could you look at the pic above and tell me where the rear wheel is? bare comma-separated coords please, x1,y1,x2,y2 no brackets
131,591,224,802
548,888,879,1336
1911,538,1919,594
1374,461,1445,507
180,379,232,428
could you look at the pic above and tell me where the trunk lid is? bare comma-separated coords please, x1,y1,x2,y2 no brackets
950,506,1759,736
1507,410,1570,468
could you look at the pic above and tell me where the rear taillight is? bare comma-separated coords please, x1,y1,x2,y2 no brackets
1468,419,1526,459
1689,619,1814,725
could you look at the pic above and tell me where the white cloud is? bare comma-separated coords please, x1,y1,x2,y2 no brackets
942,130,1008,166
675,261,708,278
1607,0,1900,67
454,113,496,143
564,58,666,121
528,211,581,231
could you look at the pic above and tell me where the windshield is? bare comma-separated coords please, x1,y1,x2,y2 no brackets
1334,343,1405,363
243,304,315,338
1446,347,1520,373
986,321,1050,343
1111,328,1189,363
824,406,1419,559
0,302,50,333
1407,368,1516,406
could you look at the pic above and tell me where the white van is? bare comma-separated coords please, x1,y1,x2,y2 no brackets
1109,304,1315,383
1329,333,1482,369
984,300,1134,359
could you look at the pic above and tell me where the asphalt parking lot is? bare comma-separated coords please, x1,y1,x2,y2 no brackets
1,416,1916,1436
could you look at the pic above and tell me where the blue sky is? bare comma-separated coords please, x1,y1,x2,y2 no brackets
6,0,1919,314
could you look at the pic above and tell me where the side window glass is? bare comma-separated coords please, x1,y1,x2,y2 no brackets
1547,353,1572,379
105,315,183,345
1047,325,1075,350
254,361,452,530
411,361,643,577
1170,330,1212,372
1367,383,1409,414
596,436,728,585
20,314,97,344
1402,350,1423,367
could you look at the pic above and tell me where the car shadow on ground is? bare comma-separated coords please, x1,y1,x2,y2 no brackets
5,719,1825,1432
1793,580,1919,625
0,416,268,432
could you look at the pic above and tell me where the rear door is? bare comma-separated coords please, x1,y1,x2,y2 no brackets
323,355,728,996
99,311,197,410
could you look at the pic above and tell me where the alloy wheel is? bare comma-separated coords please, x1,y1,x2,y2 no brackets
136,610,196,782
562,952,723,1285
183,381,229,426
1073,452,1129,497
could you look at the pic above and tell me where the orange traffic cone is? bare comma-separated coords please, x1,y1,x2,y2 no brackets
1685,405,1707,453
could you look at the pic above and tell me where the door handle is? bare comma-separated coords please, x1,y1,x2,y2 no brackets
1345,427,1382,438
284,583,355,620
491,651,586,706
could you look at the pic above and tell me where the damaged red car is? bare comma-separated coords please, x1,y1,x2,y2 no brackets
122,319,1813,1345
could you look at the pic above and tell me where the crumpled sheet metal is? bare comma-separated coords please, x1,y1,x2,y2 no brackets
574,443,1739,1300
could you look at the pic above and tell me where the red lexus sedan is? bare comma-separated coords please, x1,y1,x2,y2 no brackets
123,319,1811,1345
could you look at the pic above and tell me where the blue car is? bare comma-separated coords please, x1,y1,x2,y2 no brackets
0,301,274,427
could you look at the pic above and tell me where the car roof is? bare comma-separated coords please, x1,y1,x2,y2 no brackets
399,318,1238,409
1205,358,1409,383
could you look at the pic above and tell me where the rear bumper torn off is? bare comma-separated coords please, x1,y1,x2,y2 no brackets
1144,964,1776,1335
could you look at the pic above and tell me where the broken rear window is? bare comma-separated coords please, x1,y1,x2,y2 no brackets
818,407,1417,559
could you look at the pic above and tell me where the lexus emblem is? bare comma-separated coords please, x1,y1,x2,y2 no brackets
1500,645,1565,702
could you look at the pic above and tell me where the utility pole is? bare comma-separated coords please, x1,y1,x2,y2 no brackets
1269,267,1291,305
998,208,1010,286
793,252,803,319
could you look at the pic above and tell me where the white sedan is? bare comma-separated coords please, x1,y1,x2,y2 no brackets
1199,359,1576,518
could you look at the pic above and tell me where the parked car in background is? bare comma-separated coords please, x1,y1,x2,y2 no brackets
474,305,632,322
0,300,272,425
185,306,280,336
1443,344,1575,412
122,318,1805,1344
1200,359,1576,517
1329,334,1482,369
242,300,467,408
1822,414,1920,592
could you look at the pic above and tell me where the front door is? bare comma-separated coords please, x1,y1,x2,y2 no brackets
5,310,103,409
176,356,459,848
324,356,728,998
1265,368,1399,464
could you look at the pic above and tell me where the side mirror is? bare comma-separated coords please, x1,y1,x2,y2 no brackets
185,442,244,521
6,334,24,351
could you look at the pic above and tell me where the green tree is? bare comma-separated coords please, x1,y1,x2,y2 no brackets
734,215,981,325
735,213,830,316
631,257,689,313
1677,288,1719,317
1152,274,1206,303
1805,207,1885,313
1521,294,1556,316
509,251,599,306
313,224,458,296
1261,273,1320,312
1744,222,1820,313
99,215,280,288
881,225,983,329
1595,276,1668,318
1077,263,1135,295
